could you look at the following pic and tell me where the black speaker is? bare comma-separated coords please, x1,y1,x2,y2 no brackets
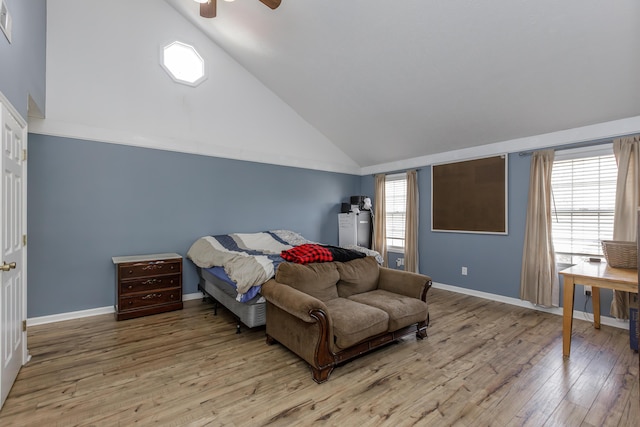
350,195,365,209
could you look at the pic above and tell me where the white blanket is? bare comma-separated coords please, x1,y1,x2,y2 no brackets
187,231,298,294
187,230,383,297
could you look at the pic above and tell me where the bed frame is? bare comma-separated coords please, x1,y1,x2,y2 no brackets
197,267,266,333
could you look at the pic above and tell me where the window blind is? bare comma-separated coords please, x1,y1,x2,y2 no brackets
551,153,617,264
385,174,407,249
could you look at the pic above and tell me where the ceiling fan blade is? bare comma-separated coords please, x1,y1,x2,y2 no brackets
259,0,281,10
200,1,216,18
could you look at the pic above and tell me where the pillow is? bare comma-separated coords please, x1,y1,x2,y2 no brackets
336,256,380,298
275,262,339,302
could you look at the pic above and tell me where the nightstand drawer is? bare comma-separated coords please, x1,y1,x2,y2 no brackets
120,274,181,295
120,288,182,310
119,260,181,279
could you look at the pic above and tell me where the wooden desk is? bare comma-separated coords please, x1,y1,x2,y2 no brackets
559,261,638,358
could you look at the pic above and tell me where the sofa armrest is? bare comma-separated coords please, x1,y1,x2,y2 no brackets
261,278,329,322
377,267,432,301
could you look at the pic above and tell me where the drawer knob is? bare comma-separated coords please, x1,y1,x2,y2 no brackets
128,285,132,289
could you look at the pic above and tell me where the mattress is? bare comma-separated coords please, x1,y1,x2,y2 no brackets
198,268,266,329
203,266,262,303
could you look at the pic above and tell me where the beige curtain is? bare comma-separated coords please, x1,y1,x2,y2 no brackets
404,170,419,273
373,174,388,267
610,135,640,319
520,150,559,307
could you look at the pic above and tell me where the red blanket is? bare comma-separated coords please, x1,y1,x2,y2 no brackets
281,244,333,264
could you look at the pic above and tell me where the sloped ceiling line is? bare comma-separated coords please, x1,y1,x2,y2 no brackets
38,0,640,175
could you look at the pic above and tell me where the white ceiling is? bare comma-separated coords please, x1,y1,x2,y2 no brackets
165,0,640,169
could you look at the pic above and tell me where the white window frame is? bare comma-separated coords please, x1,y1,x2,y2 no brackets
160,41,207,87
551,143,616,266
385,172,407,253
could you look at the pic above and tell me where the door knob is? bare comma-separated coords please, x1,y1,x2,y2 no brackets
1,262,16,272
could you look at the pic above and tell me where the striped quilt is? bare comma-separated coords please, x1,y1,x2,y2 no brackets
187,230,383,302
187,230,307,297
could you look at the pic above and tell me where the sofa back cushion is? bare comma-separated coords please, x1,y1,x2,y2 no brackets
275,262,340,301
336,256,380,298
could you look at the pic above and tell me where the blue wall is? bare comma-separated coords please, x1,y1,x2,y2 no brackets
27,133,615,318
0,0,46,118
387,251,404,270
27,134,360,317
360,151,613,317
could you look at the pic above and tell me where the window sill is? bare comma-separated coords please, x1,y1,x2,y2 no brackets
387,247,405,254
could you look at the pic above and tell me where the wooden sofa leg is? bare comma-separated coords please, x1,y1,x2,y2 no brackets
416,321,428,339
311,366,334,384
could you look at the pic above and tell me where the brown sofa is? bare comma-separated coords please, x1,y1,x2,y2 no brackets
261,256,431,383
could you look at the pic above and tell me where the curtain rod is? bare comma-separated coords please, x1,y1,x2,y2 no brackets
517,135,629,157
372,168,422,177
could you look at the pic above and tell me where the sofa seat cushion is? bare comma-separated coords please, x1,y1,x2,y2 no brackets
276,261,340,302
336,256,380,298
324,298,389,349
348,289,428,332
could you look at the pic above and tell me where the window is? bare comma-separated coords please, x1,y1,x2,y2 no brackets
161,41,206,86
385,173,407,250
551,145,617,265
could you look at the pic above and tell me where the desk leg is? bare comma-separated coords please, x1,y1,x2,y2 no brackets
592,286,601,329
563,276,576,358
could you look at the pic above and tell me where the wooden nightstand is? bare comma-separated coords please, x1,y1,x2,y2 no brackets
112,253,183,321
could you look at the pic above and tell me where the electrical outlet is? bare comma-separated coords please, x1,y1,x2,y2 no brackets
584,285,592,296
461,266,468,276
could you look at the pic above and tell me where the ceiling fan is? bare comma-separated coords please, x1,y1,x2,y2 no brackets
195,0,281,19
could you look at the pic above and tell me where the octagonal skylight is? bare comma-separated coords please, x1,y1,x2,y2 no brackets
161,41,206,86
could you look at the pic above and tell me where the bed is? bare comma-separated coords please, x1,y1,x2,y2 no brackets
197,266,267,333
187,230,382,332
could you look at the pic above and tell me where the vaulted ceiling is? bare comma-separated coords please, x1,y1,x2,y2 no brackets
165,0,640,169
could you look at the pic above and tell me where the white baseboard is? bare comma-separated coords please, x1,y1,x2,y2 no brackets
27,292,204,327
28,286,631,331
27,305,115,327
182,292,204,302
432,282,630,330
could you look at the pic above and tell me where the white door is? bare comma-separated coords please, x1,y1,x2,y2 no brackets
0,101,27,409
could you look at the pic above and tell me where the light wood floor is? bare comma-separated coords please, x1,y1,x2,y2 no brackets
0,289,638,426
